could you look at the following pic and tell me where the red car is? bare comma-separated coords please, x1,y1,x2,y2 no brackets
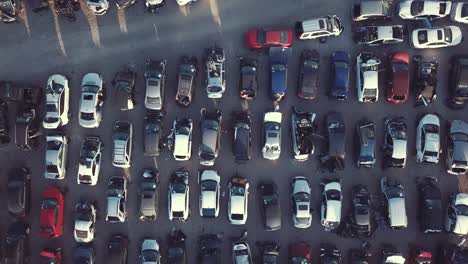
39,187,64,238
289,241,312,264
40,248,62,264
387,52,410,104
245,29,293,49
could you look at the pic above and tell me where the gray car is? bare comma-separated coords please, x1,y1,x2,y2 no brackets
144,59,166,111
447,120,468,175
199,109,222,166
139,239,161,264
381,177,408,229
74,246,95,264
356,119,376,168
139,170,159,221
112,121,133,168
205,47,225,98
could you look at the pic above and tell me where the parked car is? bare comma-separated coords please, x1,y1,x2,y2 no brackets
291,176,312,229
40,248,62,264
138,239,161,264
298,49,320,100
228,175,249,225
387,52,410,104
324,111,346,171
86,0,109,15
446,120,468,175
239,58,258,100
15,105,39,150
399,0,451,20
145,0,165,12
416,114,440,163
418,177,443,233
232,241,253,264
106,176,127,223
107,234,128,264
44,134,68,180
351,184,372,237
353,0,391,21
446,192,468,235
258,241,279,264
356,119,376,168
3,221,29,264
205,46,226,98
0,81,41,104
172,118,193,161
295,15,343,40
144,113,163,157
348,249,371,264
7,167,31,218
78,136,102,185
414,56,438,105
74,246,95,264
233,112,252,163
139,169,159,221
269,47,291,101
321,180,342,231
381,245,406,264
112,121,133,168
262,111,282,160
329,51,350,100
289,241,312,264
176,56,197,107
411,26,463,49
199,109,222,166
353,25,404,46
245,28,293,49
291,108,316,161
74,201,96,243
410,249,434,264
168,171,190,221
167,229,187,264
144,59,166,111
383,116,407,168
448,55,468,109
258,182,282,231
112,65,135,111
320,243,342,264
443,244,468,264
357,52,380,103
0,0,20,22
43,74,70,129
0,100,9,146
198,234,222,264
381,177,408,229
451,2,468,23
79,73,103,128
199,170,221,218
40,186,64,238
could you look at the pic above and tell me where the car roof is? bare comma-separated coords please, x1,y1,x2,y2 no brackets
107,197,121,217
389,198,407,227
201,191,217,209
174,135,190,156
325,200,341,222
230,196,246,214
171,193,187,212
361,0,387,16
264,112,282,123
392,140,407,159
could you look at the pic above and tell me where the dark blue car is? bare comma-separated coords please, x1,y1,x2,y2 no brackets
330,51,350,100
269,47,292,102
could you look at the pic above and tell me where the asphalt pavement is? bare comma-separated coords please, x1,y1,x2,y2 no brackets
0,0,467,263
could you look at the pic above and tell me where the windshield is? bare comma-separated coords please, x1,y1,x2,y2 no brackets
392,62,408,72
424,124,439,134
141,250,159,261
82,85,99,93
172,183,186,193
443,28,452,43
456,204,468,216
295,192,309,202
231,185,245,196
42,199,58,209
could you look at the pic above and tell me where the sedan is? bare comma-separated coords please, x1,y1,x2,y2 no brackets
44,134,68,180
418,177,443,233
451,2,468,23
233,241,253,264
447,120,468,175
329,51,350,100
7,167,31,218
321,180,342,231
74,201,96,243
351,184,372,237
239,58,258,100
107,235,128,264
228,175,249,225
289,241,312,264
43,74,70,129
446,192,468,235
74,246,95,264
416,114,440,163
298,49,319,100
383,116,407,168
411,26,462,49
167,229,186,264
144,59,166,111
387,52,410,104
245,28,293,49
112,121,133,168
399,0,451,20
199,109,222,166
139,239,161,264
168,171,190,222
262,111,282,160
258,182,282,231
79,73,104,128
291,176,312,229
139,169,159,221
40,187,64,238
199,170,221,218
356,119,376,168
233,112,252,163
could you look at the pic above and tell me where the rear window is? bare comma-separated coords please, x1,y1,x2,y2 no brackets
319,20,325,29
231,213,243,220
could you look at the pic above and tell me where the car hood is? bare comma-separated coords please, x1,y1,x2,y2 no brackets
81,73,101,87
454,216,468,235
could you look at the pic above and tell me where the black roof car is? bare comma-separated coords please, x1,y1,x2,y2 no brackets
3,221,29,264
351,185,372,237
199,109,222,166
298,49,320,100
198,233,223,264
239,58,258,100
112,65,136,111
383,116,407,168
14,104,39,150
0,100,10,146
74,245,95,264
418,178,443,233
176,56,197,107
348,249,370,264
258,241,279,264
448,55,468,109
291,107,316,161
0,81,41,104
107,234,128,264
413,55,438,106
233,112,251,163
258,182,282,231
321,112,345,172
320,243,342,264
7,167,31,218
167,229,187,264
144,113,163,157
139,169,159,221
356,119,376,168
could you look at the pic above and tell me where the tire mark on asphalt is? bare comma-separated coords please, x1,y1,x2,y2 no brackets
50,0,67,56
80,1,101,48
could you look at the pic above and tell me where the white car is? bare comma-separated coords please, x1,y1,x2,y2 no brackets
74,201,96,243
43,74,69,129
172,118,193,161
291,176,312,229
411,26,463,49
446,193,468,235
262,111,282,160
77,137,102,185
144,59,166,111
416,114,440,163
321,181,342,231
112,121,133,168
176,0,195,6
106,176,127,223
168,171,190,221
451,2,468,23
399,0,452,20
228,176,249,225
232,241,253,264
357,52,380,103
199,170,221,218
45,134,68,180
79,73,104,128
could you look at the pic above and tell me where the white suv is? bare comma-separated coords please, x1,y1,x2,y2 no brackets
79,73,104,128
43,74,69,129
199,170,221,218
44,134,68,180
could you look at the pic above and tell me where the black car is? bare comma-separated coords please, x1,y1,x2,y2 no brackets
144,113,163,157
167,229,187,264
448,55,468,109
291,107,316,161
258,241,279,264
348,249,370,264
269,47,291,101
258,182,282,231
320,243,342,264
413,55,437,106
233,112,251,163
351,185,372,237
7,167,31,218
0,81,41,104
0,100,10,146
298,49,319,100
139,169,159,221
176,56,197,107
198,233,223,264
107,234,128,264
14,104,39,150
0,0,21,22
356,119,376,168
383,116,407,168
74,246,95,264
321,112,345,172
112,65,136,111
3,221,29,264
239,58,258,100
418,177,443,233
330,51,350,100
199,109,222,166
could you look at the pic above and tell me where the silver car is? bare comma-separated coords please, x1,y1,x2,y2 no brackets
44,134,68,180
79,73,104,128
144,59,166,111
112,121,133,168
262,111,282,160
199,109,222,166
138,239,161,264
416,114,440,163
447,120,468,175
291,176,312,228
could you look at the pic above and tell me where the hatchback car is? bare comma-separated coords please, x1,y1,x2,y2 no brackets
451,2,468,23
239,58,258,100
351,184,372,237
383,116,407,168
205,46,226,98
45,134,68,180
40,186,64,238
381,177,408,229
258,182,282,231
144,113,163,157
139,239,161,264
233,112,252,163
356,119,376,168
43,74,70,129
262,111,282,160
176,56,197,107
416,114,440,163
387,52,410,104
199,109,222,166
78,136,102,185
106,176,127,223
298,49,319,100
245,28,293,49
7,167,31,218
74,201,96,243
74,246,95,264
79,73,104,128
40,248,62,264
228,175,250,225
107,235,128,264
167,229,187,264
289,241,312,264
112,121,133,168
448,55,468,109
329,51,350,100
15,105,39,150
3,221,29,264
411,26,463,49
172,118,193,161
291,176,312,229
139,169,159,221
418,177,443,233
446,120,468,175
168,171,190,221
399,0,451,20
232,241,253,264
321,180,342,231
145,59,166,111
199,170,221,218
446,192,468,235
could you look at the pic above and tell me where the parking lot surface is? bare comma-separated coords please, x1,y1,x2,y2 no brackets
0,0,467,263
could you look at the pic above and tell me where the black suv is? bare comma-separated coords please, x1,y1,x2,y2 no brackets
298,49,319,100
448,55,468,109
